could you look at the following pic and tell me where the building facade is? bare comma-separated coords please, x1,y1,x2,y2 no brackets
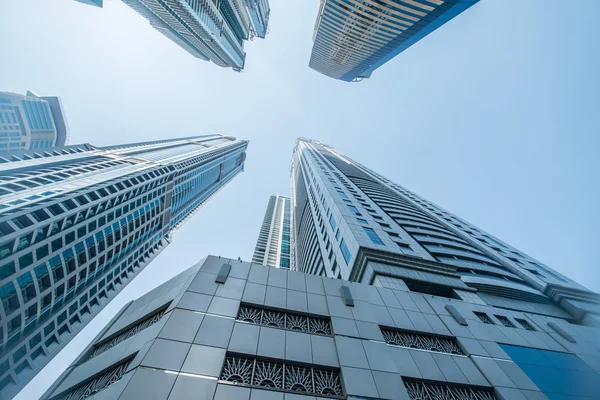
252,195,291,269
0,135,248,399
0,91,69,152
290,138,600,323
121,0,269,71
43,255,600,400
245,0,270,39
309,0,479,81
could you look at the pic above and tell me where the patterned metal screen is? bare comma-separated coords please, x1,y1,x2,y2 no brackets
237,305,332,336
515,318,536,331
403,379,496,400
56,359,131,400
220,354,343,398
494,315,515,328
474,312,495,325
381,327,463,355
87,307,167,360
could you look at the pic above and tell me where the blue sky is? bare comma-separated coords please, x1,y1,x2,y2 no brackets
2,0,600,397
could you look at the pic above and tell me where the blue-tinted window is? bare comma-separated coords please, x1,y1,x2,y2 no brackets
500,344,600,398
340,239,351,264
329,214,337,231
337,190,348,200
363,227,383,245
357,218,368,224
347,205,360,216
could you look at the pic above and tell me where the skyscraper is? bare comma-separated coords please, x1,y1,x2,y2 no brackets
121,0,270,71
291,138,600,324
309,0,480,81
0,91,69,152
252,195,291,269
0,134,247,399
245,0,270,39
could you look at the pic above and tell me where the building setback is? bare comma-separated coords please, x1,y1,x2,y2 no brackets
252,195,291,269
309,0,479,82
245,0,270,39
43,255,600,400
0,135,247,399
0,91,69,152
121,0,270,71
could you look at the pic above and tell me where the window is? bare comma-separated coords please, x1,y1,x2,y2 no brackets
357,218,367,224
495,315,515,328
474,312,494,324
346,205,360,216
363,227,384,245
339,239,351,264
328,214,337,231
515,318,536,331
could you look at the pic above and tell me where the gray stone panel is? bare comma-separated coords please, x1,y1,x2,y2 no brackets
194,315,235,348
310,334,338,367
248,264,269,285
258,326,285,359
331,316,359,337
188,272,220,296
268,267,288,288
472,356,516,388
286,289,308,313
372,370,410,400
229,322,260,355
355,321,385,341
181,345,226,377
178,292,212,312
389,347,422,379
119,367,176,400
431,353,468,384
336,336,369,369
141,338,191,371
326,295,354,319
215,277,246,300
250,388,284,400
287,272,307,292
265,285,287,309
242,282,267,305
410,350,445,381
167,375,218,400
362,340,397,373
207,297,240,318
305,274,325,295
340,366,379,398
453,356,490,386
213,383,251,400
307,293,329,316
285,331,312,363
158,309,203,343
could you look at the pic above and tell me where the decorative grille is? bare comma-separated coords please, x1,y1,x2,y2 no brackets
494,315,515,328
403,379,496,400
237,305,332,336
515,318,536,331
87,308,167,360
220,354,343,398
474,312,494,325
56,360,131,400
381,327,463,355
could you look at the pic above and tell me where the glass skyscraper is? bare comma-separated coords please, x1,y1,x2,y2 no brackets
0,91,69,153
0,134,247,399
252,195,291,269
121,0,270,71
244,0,270,39
309,0,480,81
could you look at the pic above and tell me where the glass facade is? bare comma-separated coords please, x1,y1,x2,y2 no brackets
0,134,247,399
121,0,269,71
309,0,480,82
252,195,291,269
500,344,600,399
0,91,69,152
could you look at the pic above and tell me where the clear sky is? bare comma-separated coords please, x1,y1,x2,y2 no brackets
2,0,599,397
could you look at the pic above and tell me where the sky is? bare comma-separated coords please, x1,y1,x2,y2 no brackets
1,0,599,397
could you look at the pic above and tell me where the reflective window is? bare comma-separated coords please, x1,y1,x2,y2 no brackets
363,227,384,245
500,344,600,398
340,239,351,264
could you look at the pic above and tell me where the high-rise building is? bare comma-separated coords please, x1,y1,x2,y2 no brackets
43,254,600,400
245,0,270,39
121,0,270,71
0,91,69,152
291,138,600,324
0,135,247,399
309,0,479,81
252,195,291,269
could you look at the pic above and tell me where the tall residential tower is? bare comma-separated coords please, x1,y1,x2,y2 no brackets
0,135,247,398
121,0,270,71
0,91,69,152
252,195,291,269
309,0,480,81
